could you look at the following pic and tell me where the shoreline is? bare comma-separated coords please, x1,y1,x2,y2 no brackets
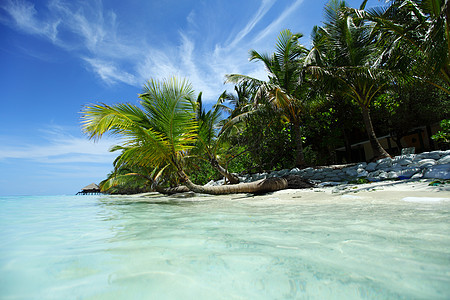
117,178,450,205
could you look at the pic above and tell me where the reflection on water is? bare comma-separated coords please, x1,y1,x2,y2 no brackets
0,194,449,299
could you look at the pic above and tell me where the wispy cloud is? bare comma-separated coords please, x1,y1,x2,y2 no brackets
2,0,60,41
0,125,118,164
252,0,305,44
227,0,276,49
1,0,305,101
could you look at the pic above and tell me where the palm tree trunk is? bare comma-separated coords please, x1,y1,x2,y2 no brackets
177,171,287,195
292,122,306,167
361,106,390,160
155,185,190,195
210,158,240,184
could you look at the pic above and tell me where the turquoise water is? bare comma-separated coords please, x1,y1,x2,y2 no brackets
0,194,449,299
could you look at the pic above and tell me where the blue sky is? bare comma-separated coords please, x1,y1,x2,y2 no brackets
0,0,381,195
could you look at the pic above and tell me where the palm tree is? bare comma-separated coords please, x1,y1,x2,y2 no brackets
306,0,391,160
351,0,450,94
193,93,240,184
226,29,311,167
82,77,287,195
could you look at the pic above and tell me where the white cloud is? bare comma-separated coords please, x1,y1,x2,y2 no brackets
227,0,276,49
252,0,305,44
83,57,138,85
2,0,60,42
0,125,118,164
1,0,306,102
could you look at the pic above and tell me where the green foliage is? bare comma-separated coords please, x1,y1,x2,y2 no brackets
429,179,450,186
348,177,370,184
226,104,296,172
82,77,198,188
185,159,221,185
432,119,450,144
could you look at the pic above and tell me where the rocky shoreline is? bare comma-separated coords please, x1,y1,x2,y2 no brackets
206,150,450,187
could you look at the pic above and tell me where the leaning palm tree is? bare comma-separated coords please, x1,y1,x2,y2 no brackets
193,92,240,184
226,29,311,167
306,0,391,160
82,77,287,195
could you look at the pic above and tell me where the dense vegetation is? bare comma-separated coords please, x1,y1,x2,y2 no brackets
82,0,449,194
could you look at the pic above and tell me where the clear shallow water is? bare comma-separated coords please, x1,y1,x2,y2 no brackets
0,194,449,299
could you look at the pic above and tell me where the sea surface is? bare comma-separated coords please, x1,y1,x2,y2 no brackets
0,193,449,299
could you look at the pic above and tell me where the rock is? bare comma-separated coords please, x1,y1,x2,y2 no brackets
345,168,358,177
311,172,326,180
367,170,384,181
318,182,342,187
327,176,344,182
416,152,441,160
423,164,450,179
283,175,314,189
393,157,413,166
417,159,437,168
396,168,421,179
378,171,388,180
365,162,377,172
411,172,423,179
205,180,216,186
357,162,367,169
357,169,369,177
437,155,450,165
289,168,301,175
387,171,399,179
376,157,393,170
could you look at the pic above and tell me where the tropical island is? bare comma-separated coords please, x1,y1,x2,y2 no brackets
81,0,449,195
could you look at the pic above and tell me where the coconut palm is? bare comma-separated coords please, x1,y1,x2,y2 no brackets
193,92,240,184
351,0,450,94
306,0,391,160
226,29,311,167
82,77,287,195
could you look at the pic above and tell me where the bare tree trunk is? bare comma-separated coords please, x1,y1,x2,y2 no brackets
178,171,287,195
210,158,240,184
292,122,306,167
361,106,390,160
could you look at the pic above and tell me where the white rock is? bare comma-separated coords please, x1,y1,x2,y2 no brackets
393,157,413,166
378,171,388,180
411,172,423,179
437,155,450,165
418,159,437,168
357,162,367,168
357,170,369,177
289,168,300,175
387,171,399,179
397,168,421,179
423,164,450,180
376,157,393,170
416,152,441,160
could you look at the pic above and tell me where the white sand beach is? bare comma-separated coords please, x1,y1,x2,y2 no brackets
269,179,450,204
126,179,450,205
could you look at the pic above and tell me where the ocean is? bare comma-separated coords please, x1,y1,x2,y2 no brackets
1,194,449,299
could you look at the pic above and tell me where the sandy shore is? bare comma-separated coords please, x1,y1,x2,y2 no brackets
121,179,450,204
268,179,450,204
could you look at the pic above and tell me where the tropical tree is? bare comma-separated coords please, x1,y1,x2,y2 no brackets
351,0,450,94
192,92,240,184
306,0,391,160
82,77,287,195
226,29,311,167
